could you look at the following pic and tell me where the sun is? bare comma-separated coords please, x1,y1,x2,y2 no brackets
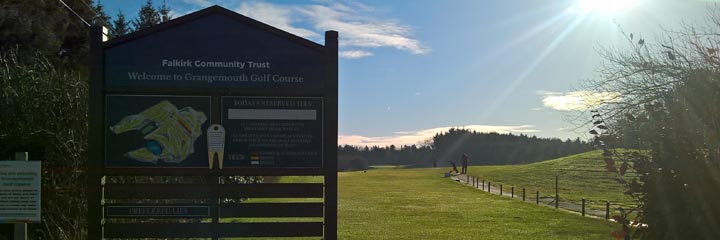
571,0,643,16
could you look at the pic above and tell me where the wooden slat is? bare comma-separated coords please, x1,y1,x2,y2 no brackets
103,183,324,199
219,183,324,198
104,222,323,238
104,184,212,199
219,203,323,218
101,167,325,176
217,222,323,237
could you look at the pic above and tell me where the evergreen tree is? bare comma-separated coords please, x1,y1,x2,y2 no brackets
159,0,173,23
133,0,161,30
0,0,94,64
112,10,132,37
90,2,111,28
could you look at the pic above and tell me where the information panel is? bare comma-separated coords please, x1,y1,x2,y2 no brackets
105,95,211,168
221,97,323,168
0,161,41,223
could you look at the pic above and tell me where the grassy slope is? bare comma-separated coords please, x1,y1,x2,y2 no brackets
336,167,617,239
466,150,638,210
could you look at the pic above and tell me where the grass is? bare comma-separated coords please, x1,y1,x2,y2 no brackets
229,152,630,239
465,150,639,210
334,167,618,239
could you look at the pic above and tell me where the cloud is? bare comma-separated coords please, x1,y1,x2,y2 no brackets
340,50,374,59
235,2,319,39
298,4,430,54
182,0,213,7
538,90,620,111
339,125,539,147
178,1,428,56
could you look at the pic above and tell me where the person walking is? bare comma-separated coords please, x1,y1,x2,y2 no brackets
461,153,469,174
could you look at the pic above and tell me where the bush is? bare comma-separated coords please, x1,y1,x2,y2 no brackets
583,12,720,239
0,49,88,239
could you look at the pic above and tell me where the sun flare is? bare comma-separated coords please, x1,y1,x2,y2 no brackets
572,0,643,16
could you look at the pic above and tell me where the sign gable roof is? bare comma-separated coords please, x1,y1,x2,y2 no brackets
103,5,324,52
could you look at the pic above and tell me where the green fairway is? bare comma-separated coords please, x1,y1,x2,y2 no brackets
465,150,638,211
335,167,618,239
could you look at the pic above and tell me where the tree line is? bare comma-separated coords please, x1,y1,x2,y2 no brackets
1,0,171,67
1,1,181,239
338,128,592,171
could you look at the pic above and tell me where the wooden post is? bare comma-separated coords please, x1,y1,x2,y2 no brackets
14,152,28,240
324,30,339,240
581,198,586,216
555,194,559,209
522,188,526,201
87,25,105,240
482,180,485,190
605,201,610,219
511,186,514,198
500,184,503,195
487,182,491,192
536,191,539,204
467,175,469,184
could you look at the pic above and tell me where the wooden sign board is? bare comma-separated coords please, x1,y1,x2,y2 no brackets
87,5,338,239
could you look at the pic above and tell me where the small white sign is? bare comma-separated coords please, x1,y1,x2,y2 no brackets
0,161,41,223
207,124,226,169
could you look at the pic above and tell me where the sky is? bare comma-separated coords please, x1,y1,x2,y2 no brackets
100,0,716,146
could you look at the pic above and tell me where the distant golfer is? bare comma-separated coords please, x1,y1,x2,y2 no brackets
461,153,469,174
450,161,459,173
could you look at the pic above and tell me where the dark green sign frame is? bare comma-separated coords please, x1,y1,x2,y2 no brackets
87,5,338,239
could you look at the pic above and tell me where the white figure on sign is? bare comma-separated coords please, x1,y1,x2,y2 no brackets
207,124,226,169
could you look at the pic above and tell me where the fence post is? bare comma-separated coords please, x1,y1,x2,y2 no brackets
467,175,469,184
488,182,491,193
555,175,559,209
605,201,610,219
482,180,485,190
582,198,586,216
536,191,539,204
500,184,503,196
555,194,559,209
511,186,514,198
522,188,526,201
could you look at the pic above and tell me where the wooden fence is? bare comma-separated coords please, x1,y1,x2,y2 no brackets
460,175,616,219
